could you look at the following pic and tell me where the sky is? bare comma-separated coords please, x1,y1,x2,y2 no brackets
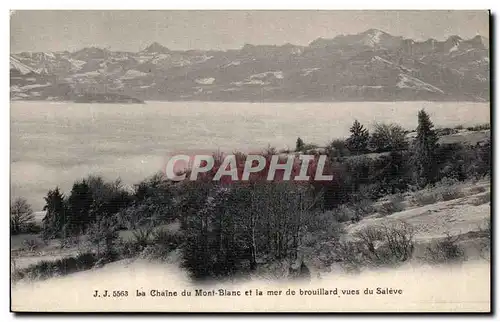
10,10,489,53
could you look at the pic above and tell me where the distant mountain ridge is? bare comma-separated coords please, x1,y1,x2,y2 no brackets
10,29,490,102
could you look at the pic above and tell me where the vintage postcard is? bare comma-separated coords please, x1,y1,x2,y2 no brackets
10,10,491,312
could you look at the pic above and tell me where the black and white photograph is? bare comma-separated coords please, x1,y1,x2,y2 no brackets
9,10,491,312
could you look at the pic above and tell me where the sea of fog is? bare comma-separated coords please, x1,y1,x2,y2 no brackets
10,101,490,211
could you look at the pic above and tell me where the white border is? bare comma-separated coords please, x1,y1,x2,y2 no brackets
5,2,497,9
2,2,498,321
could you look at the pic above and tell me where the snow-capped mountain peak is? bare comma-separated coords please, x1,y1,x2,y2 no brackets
142,42,170,54
10,56,39,74
9,29,490,102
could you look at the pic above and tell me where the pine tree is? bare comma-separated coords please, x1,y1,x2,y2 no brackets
346,120,369,155
296,137,305,152
67,180,94,235
42,187,67,239
413,109,439,187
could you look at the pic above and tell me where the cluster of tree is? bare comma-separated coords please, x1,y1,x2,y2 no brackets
30,173,179,259
295,137,319,153
41,176,135,241
319,110,490,204
321,120,408,157
179,182,320,280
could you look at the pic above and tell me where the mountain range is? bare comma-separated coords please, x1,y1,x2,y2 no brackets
10,29,490,102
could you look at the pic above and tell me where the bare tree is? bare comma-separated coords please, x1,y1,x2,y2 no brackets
10,197,35,234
